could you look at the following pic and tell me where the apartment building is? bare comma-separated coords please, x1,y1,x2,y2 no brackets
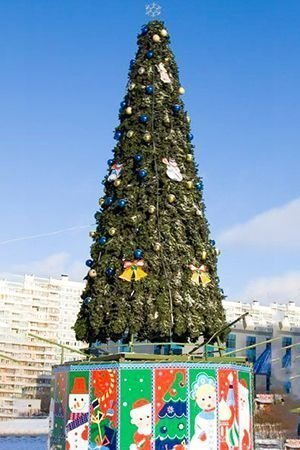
223,299,300,394
0,274,85,420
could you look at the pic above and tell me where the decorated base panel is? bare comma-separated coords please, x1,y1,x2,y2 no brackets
49,361,253,450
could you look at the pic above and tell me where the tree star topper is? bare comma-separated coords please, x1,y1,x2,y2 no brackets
146,3,162,18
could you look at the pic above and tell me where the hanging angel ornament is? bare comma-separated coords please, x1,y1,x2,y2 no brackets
189,263,211,287
119,260,148,282
162,158,183,182
108,163,123,182
156,63,172,84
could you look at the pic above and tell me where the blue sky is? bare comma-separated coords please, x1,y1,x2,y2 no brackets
0,0,299,303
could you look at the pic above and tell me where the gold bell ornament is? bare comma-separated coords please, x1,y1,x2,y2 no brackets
119,260,148,282
189,264,211,287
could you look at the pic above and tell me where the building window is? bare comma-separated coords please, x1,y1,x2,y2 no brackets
246,336,256,362
226,334,236,356
282,337,292,348
282,336,292,371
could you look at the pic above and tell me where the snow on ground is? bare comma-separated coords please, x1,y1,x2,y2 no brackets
0,418,48,435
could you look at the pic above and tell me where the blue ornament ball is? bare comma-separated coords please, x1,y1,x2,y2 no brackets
117,199,127,208
98,236,107,246
107,159,114,166
146,51,154,59
189,133,194,141
130,59,135,68
84,296,92,305
105,267,115,277
172,104,181,113
134,154,143,163
104,197,113,207
139,115,149,123
195,182,204,191
85,259,94,268
146,85,154,95
120,100,127,109
114,131,122,140
210,239,216,246
138,169,148,179
141,26,149,35
134,249,143,259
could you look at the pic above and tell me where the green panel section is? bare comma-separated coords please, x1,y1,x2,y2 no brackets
66,370,90,449
50,371,68,449
189,368,217,448
119,368,152,449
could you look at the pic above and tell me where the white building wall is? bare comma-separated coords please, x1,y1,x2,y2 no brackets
0,274,85,420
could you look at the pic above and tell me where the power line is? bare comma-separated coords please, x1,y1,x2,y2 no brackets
0,224,93,246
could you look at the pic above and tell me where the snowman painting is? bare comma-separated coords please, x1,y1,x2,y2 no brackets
190,373,217,450
238,379,251,450
162,158,183,182
129,399,152,450
66,377,89,450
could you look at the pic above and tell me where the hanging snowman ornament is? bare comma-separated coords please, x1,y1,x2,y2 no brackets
108,163,123,182
156,63,172,84
162,158,183,182
66,377,89,450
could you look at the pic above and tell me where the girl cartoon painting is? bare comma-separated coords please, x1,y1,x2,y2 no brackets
190,373,217,450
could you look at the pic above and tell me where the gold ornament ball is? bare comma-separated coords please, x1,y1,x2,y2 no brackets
196,209,203,217
153,34,161,42
143,132,151,142
127,130,134,138
160,29,168,37
186,181,193,189
128,83,135,91
89,231,96,238
168,194,176,203
125,106,132,115
89,269,97,278
164,115,170,124
186,115,191,123
215,248,221,256
131,215,138,223
114,179,121,187
179,86,185,95
109,227,116,236
138,67,145,75
202,250,207,260
148,205,156,214
154,242,162,252
186,154,193,162
98,197,105,206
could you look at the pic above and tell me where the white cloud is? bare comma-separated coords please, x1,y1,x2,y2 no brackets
239,270,300,303
219,197,300,248
7,252,86,282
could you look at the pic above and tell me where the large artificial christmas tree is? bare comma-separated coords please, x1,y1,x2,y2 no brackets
74,20,227,346
50,18,254,450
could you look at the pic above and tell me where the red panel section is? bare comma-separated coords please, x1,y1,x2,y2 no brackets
218,369,239,450
91,369,118,428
